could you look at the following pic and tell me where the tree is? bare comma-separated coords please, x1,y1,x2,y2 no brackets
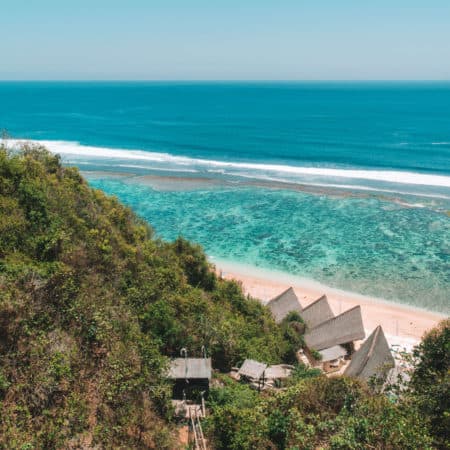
409,319,450,448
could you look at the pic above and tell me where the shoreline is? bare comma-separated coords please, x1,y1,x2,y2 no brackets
212,258,446,348
81,168,449,332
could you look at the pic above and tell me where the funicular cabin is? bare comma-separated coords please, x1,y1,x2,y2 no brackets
168,357,212,400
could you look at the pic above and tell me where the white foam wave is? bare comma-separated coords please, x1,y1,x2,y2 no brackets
6,138,450,189
117,164,198,173
227,172,450,200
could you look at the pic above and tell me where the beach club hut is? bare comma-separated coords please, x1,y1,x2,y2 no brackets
168,357,212,400
304,305,365,352
266,287,302,323
344,325,395,381
300,294,334,329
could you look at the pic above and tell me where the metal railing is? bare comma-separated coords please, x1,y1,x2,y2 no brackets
189,405,207,450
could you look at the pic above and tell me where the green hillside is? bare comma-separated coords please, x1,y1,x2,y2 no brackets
0,144,448,449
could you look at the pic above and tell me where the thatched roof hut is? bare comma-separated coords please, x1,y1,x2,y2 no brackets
301,295,334,329
266,287,302,323
344,326,395,381
304,305,365,351
238,359,267,380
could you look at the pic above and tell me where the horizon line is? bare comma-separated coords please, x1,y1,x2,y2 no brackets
1,79,450,83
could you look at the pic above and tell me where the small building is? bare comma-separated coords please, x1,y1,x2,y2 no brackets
304,305,365,351
317,345,348,373
300,294,334,329
238,359,267,390
168,357,212,400
344,325,395,382
233,361,294,389
266,287,303,323
265,364,295,387
265,364,294,380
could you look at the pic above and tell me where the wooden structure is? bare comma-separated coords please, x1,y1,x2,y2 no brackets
189,405,207,450
266,287,302,323
168,357,212,400
304,305,365,351
265,364,295,387
344,325,395,381
264,364,294,380
238,359,267,390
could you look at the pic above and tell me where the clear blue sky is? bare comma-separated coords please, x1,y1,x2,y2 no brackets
1,0,450,80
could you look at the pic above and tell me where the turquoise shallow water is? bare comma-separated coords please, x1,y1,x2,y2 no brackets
88,176,450,314
1,82,449,313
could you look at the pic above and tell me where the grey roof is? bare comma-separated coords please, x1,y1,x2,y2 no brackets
266,287,302,323
318,345,348,362
304,305,365,351
301,295,334,329
238,359,267,380
168,358,212,380
344,326,395,381
265,364,295,380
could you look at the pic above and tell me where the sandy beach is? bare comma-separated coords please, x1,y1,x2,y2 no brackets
214,259,446,349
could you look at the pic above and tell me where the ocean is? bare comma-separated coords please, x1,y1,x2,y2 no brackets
1,82,449,313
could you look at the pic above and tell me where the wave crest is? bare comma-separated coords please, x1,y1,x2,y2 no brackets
6,138,450,189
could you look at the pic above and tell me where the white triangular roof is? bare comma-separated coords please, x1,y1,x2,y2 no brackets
266,287,302,323
344,326,395,380
305,306,365,351
301,294,334,329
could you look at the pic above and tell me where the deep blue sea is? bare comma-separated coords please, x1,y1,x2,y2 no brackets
1,82,449,313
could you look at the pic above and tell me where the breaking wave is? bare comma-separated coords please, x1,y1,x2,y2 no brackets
6,139,450,190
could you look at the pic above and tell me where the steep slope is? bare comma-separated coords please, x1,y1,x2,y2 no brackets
0,144,289,449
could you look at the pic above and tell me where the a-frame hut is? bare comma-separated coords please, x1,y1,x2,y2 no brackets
300,294,334,329
266,287,302,323
344,325,395,381
304,305,365,351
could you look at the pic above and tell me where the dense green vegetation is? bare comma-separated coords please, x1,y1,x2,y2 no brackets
408,320,450,449
0,144,292,448
206,370,437,450
0,144,448,449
